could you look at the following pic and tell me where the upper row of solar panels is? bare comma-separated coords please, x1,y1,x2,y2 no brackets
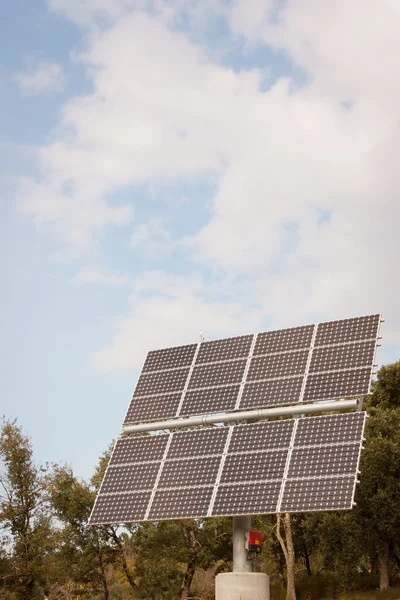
124,314,381,425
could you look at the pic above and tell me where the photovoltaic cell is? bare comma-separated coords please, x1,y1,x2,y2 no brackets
101,463,160,493
167,427,229,459
196,335,253,364
188,360,246,389
239,377,303,408
159,456,221,488
315,314,380,346
212,481,281,516
220,450,287,484
280,477,355,512
180,385,239,416
295,412,365,446
149,486,214,520
254,325,314,355
142,344,197,372
229,420,295,453
288,444,360,478
109,436,168,466
90,491,152,524
124,393,181,424
303,368,371,402
133,368,189,397
309,340,376,373
89,412,367,525
247,350,309,381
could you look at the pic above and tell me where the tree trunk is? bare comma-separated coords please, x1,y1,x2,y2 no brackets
275,513,296,600
303,544,312,577
378,545,390,591
109,527,139,592
180,556,197,600
97,546,109,600
179,524,199,600
284,513,296,600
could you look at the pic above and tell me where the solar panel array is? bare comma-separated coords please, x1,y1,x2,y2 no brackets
124,315,380,425
89,412,366,524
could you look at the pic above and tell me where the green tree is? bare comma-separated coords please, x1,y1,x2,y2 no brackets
356,362,400,591
128,517,231,599
47,464,113,599
0,418,53,600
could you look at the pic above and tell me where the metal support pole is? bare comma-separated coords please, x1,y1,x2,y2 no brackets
233,515,251,573
123,399,358,434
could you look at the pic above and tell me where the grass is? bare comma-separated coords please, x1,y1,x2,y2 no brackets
336,587,400,600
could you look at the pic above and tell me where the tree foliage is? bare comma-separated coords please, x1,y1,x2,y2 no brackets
0,418,54,600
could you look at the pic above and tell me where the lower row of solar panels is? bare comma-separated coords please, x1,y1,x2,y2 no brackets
89,412,366,525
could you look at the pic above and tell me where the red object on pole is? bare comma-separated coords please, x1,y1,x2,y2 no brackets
245,531,263,553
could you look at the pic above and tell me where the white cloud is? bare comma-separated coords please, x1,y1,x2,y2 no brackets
130,217,173,255
48,0,138,26
91,271,261,371
14,59,64,95
71,266,130,286
17,1,400,365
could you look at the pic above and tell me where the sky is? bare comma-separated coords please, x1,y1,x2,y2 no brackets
1,0,399,480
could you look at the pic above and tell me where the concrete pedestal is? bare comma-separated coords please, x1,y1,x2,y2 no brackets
215,573,270,600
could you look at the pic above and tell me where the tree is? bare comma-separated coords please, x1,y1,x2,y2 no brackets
47,463,113,599
91,449,140,596
356,362,400,591
275,513,296,600
0,418,53,600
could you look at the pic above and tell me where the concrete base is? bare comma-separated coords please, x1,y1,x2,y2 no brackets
215,573,270,600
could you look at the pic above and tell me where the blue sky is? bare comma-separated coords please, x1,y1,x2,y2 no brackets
1,0,399,480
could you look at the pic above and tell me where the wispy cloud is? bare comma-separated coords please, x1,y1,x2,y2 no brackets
71,266,130,287
91,270,261,371
14,0,400,367
13,58,65,95
130,218,173,255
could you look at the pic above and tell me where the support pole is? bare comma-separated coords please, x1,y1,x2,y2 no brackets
216,516,270,598
123,399,358,434
233,515,251,573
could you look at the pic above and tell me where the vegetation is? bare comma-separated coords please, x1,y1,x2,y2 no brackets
1,361,400,599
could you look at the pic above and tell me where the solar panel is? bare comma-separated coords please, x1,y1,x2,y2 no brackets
212,482,282,516
189,360,247,389
303,368,371,402
315,315,379,346
240,377,304,408
280,477,355,512
196,335,253,363
89,412,366,524
124,314,380,425
254,325,314,355
90,491,152,524
229,420,295,452
124,393,182,423
247,350,309,380
109,436,168,465
101,463,160,493
294,412,365,446
149,487,214,520
159,456,221,488
309,340,376,373
167,427,229,459
142,344,197,372
180,385,239,416
287,444,360,478
133,368,189,397
220,450,288,483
